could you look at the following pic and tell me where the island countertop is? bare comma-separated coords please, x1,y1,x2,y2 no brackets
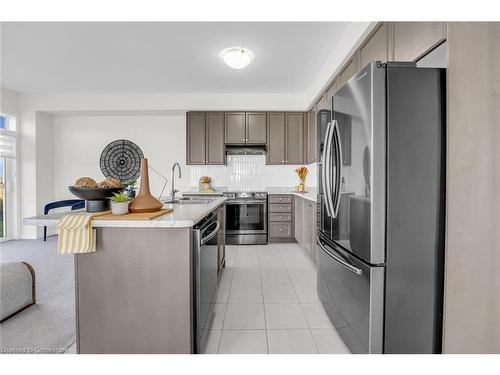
23,197,227,228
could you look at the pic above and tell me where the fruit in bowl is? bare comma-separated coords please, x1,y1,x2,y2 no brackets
74,177,98,188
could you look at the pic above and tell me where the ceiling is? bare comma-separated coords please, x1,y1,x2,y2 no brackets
1,22,352,95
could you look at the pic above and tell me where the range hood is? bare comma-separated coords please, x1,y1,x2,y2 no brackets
225,145,266,155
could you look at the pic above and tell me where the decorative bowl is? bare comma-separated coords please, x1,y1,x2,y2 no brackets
68,186,123,200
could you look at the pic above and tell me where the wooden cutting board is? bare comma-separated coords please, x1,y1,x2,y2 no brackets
95,208,173,221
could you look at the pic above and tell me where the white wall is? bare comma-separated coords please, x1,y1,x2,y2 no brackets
52,115,190,200
0,88,20,118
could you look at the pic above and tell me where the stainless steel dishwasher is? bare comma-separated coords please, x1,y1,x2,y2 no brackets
192,211,220,354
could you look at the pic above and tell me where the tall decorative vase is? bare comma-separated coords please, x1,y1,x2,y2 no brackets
129,158,163,213
298,178,306,192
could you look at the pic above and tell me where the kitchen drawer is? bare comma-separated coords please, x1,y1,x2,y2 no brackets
269,213,292,222
269,195,292,204
269,222,293,238
269,203,292,213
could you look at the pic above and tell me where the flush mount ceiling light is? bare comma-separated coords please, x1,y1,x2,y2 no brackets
219,47,255,69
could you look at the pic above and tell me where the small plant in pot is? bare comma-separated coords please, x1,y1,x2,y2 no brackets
125,180,137,198
110,192,131,215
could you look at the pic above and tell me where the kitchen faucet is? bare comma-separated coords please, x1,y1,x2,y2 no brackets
170,162,182,200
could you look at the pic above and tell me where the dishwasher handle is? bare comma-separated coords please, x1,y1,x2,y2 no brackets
200,221,220,245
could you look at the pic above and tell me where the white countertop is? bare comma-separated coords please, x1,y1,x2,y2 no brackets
23,197,227,229
266,187,317,203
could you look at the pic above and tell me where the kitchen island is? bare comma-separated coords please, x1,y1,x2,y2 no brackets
24,197,227,354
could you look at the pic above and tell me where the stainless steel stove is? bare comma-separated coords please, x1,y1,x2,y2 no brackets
223,191,268,245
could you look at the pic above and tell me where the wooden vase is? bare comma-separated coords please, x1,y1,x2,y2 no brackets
129,159,163,213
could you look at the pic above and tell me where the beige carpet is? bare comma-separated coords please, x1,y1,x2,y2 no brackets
0,236,75,354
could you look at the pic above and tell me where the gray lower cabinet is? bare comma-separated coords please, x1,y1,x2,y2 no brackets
294,196,317,264
187,111,225,165
268,194,295,243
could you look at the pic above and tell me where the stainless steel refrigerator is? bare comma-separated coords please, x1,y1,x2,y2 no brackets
316,61,446,354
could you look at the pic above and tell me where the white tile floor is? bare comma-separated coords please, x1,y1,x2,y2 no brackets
203,243,350,354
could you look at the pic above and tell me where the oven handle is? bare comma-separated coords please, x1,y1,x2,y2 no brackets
225,200,266,205
317,235,363,275
200,221,220,245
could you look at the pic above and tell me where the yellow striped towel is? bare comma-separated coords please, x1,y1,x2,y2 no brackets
57,211,103,254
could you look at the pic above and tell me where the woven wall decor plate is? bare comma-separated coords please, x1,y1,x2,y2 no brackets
100,139,144,183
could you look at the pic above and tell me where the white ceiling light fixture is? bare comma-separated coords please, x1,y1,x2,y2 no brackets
219,46,255,69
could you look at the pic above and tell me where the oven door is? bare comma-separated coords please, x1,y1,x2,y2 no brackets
225,200,267,234
317,234,384,354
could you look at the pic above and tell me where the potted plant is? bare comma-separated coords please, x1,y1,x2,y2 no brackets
110,192,131,215
125,180,137,198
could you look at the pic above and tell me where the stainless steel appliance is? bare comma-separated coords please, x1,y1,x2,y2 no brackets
193,212,220,353
317,61,446,354
223,191,267,245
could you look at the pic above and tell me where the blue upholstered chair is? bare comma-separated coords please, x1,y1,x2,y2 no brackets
43,200,85,241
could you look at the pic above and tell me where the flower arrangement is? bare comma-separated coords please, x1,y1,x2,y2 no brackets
295,166,308,192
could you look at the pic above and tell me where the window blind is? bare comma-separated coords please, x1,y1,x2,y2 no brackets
0,131,16,158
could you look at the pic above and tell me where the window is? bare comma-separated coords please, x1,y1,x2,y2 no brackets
0,157,4,238
0,114,17,240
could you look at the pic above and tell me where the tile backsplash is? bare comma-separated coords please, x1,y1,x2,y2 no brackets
190,154,317,191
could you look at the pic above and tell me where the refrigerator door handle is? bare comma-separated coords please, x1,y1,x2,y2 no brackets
332,120,342,218
324,121,335,218
322,121,333,217
317,235,363,275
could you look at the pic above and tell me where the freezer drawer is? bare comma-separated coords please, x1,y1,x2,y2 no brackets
317,235,384,353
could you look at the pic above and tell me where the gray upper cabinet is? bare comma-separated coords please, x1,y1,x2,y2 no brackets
306,109,317,163
285,113,304,165
186,112,206,165
206,112,225,165
339,57,357,88
394,22,446,61
224,112,246,144
245,112,267,144
225,111,267,145
325,80,338,102
267,112,286,165
359,23,389,69
315,93,328,111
